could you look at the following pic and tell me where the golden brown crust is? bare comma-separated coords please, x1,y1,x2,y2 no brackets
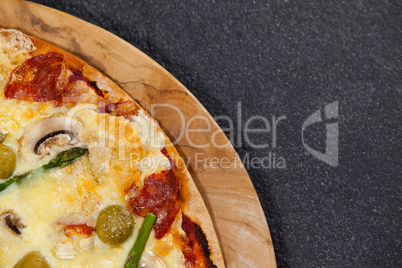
24,35,225,267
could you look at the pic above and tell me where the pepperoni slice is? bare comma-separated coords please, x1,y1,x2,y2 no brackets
5,52,64,103
127,168,180,239
4,52,104,105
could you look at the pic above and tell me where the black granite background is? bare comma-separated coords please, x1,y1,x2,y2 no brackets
30,0,401,267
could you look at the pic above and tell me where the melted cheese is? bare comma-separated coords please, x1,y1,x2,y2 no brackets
0,29,184,267
131,110,166,150
0,158,132,267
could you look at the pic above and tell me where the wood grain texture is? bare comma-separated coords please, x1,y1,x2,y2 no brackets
0,1,277,267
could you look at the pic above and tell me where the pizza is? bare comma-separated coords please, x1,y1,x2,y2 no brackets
0,28,224,267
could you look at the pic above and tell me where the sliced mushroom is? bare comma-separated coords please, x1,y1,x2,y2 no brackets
21,114,83,158
1,210,25,235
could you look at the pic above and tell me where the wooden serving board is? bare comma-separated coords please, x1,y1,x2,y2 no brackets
0,1,276,267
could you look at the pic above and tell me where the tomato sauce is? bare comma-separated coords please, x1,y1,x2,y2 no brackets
64,224,94,237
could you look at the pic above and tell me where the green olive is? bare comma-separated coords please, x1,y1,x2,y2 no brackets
0,144,16,180
13,251,50,268
96,205,135,245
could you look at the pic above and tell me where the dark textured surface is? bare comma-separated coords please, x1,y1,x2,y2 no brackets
30,0,402,267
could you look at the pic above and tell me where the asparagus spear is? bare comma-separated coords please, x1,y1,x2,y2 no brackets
125,212,157,268
0,173,26,192
42,147,88,170
0,147,88,193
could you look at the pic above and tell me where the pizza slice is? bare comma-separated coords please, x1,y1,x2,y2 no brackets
0,28,224,267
